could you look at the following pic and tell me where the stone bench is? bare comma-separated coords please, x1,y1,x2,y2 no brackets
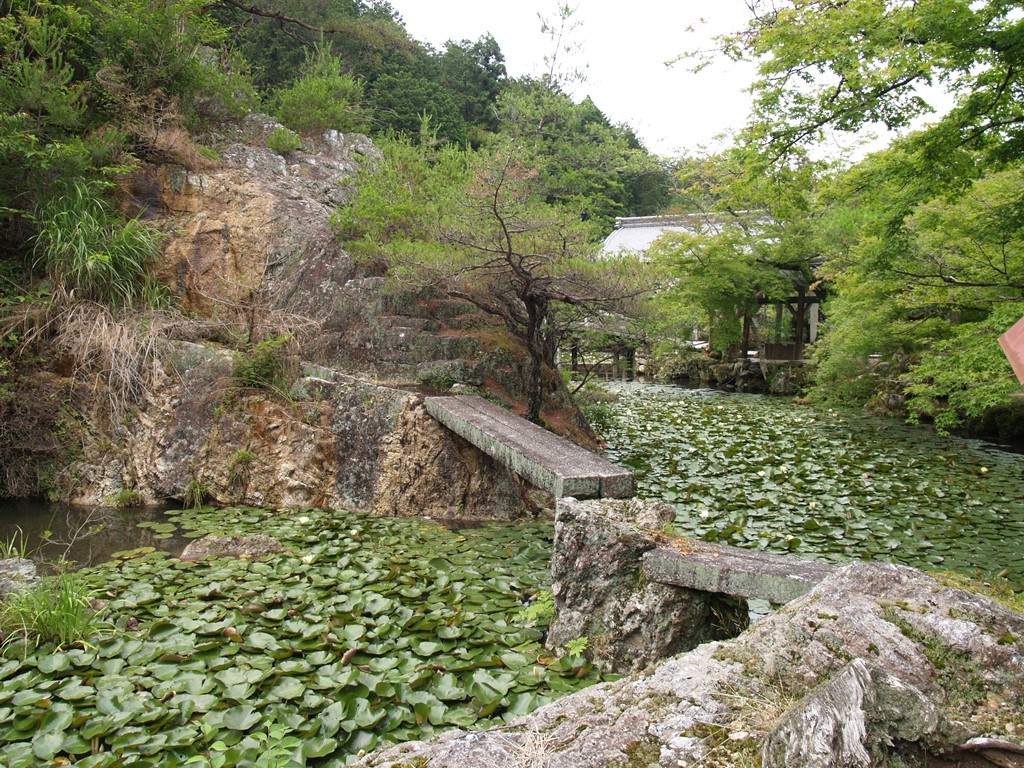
424,395,634,499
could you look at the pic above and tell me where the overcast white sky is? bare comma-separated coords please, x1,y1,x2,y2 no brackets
388,0,759,158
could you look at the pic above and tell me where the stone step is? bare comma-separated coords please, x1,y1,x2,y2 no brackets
643,542,838,604
424,395,634,499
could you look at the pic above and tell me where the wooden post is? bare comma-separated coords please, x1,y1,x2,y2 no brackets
794,289,806,361
741,314,751,361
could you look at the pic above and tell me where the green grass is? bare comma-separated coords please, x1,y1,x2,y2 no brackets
0,528,28,559
0,570,109,652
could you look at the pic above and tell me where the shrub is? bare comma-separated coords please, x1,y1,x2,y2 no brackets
266,126,301,154
273,42,369,135
232,334,292,392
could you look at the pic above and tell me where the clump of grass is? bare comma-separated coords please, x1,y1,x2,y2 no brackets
227,448,255,491
111,488,144,508
32,179,163,307
0,527,28,559
0,570,108,652
183,476,208,509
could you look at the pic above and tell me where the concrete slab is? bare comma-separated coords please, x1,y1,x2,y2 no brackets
643,541,838,604
424,395,634,499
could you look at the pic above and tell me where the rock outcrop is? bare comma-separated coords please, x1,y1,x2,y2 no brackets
0,558,38,596
179,534,284,560
547,497,747,673
373,398,541,520
63,343,544,518
359,562,1024,768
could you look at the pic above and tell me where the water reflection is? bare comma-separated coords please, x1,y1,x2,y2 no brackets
0,501,189,567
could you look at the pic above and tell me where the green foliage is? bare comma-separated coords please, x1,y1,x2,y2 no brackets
338,136,647,419
573,383,619,433
436,35,506,138
689,0,1024,432
232,334,292,392
83,0,255,125
715,0,1024,164
563,635,589,657
368,71,466,145
32,180,163,306
266,125,301,154
0,1,88,133
811,154,1023,429
272,42,369,135
182,476,207,510
333,134,471,260
513,589,555,628
0,570,108,652
496,80,670,231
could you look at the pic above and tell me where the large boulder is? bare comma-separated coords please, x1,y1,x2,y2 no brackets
0,558,38,596
179,534,284,560
358,562,1024,768
547,497,747,674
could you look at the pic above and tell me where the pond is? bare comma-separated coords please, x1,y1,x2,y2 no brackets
597,383,1024,588
0,506,603,767
0,501,190,566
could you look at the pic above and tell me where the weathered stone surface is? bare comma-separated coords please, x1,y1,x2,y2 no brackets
643,542,837,604
0,558,38,595
425,396,633,499
137,116,370,324
63,345,410,511
547,497,747,674
179,534,284,560
373,397,543,520
358,562,1024,768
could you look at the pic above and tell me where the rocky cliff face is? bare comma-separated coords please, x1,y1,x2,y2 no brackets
55,119,557,517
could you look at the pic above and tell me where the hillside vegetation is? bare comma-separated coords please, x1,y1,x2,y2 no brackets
2,0,1022,504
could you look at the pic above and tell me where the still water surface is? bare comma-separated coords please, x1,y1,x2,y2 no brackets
599,383,1024,587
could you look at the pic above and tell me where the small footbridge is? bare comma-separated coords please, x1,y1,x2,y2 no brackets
425,395,836,606
424,395,634,499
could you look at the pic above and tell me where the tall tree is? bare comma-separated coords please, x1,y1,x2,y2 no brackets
337,137,646,421
699,0,1024,430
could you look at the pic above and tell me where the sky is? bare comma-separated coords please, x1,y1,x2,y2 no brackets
387,0,760,158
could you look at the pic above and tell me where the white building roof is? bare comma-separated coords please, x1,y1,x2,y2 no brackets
600,214,735,256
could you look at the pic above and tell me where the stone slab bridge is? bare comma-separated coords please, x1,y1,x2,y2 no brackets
425,396,836,612
547,497,842,674
424,395,634,499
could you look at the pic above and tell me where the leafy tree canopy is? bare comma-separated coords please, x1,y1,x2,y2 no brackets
698,0,1024,431
336,136,648,420
713,0,1024,165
